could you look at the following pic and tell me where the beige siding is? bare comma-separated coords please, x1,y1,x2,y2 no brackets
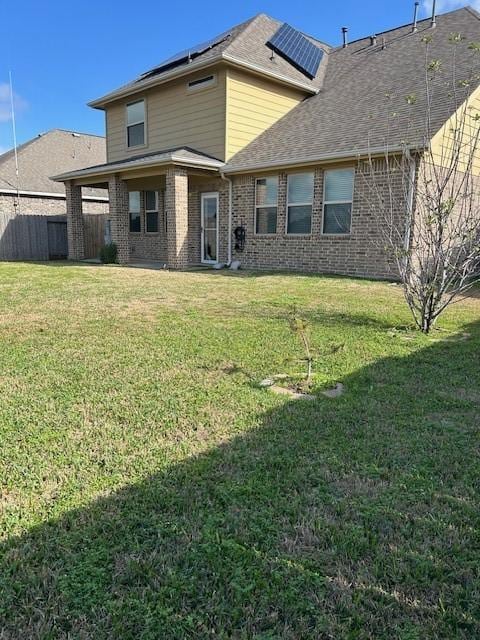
106,67,227,162
430,85,480,175
226,68,304,160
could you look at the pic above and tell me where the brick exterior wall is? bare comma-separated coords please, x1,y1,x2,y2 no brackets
65,182,85,260
63,158,406,278
129,190,167,262
165,167,189,269
0,193,107,216
230,159,403,279
108,176,130,264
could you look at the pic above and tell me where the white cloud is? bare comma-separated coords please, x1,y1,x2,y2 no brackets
422,0,480,13
0,83,28,123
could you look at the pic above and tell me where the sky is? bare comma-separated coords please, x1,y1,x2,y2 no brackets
0,0,478,153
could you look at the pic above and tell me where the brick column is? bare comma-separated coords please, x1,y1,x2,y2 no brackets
165,166,189,269
65,181,85,260
108,175,130,264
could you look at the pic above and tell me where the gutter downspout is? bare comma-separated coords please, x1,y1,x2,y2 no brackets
220,171,233,265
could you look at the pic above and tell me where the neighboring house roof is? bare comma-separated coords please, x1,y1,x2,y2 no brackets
53,147,224,182
0,129,107,199
224,7,480,172
89,14,330,108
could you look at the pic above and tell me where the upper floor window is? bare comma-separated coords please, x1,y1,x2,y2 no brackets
129,191,141,232
323,168,354,234
255,176,278,234
145,191,159,233
126,100,145,148
286,172,314,234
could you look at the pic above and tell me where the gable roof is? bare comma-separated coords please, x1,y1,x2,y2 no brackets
0,129,106,198
53,146,224,182
89,14,330,108
225,7,480,172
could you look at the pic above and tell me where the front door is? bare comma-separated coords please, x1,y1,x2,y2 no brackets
201,192,219,264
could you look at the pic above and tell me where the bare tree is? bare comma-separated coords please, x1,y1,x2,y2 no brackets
360,34,480,333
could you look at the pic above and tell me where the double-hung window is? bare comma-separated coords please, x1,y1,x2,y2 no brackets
255,176,278,234
145,191,159,233
286,172,314,234
126,99,145,148
323,168,354,234
129,191,141,232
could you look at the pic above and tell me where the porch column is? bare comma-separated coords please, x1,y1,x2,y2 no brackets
165,166,189,269
108,175,130,264
65,181,85,260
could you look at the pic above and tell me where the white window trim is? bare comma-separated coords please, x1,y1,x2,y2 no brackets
254,176,278,236
145,191,159,234
285,173,314,236
187,74,217,92
129,191,142,234
200,192,219,265
322,168,355,236
126,99,147,149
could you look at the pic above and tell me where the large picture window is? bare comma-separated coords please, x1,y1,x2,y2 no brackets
126,100,145,148
255,176,278,234
145,191,159,233
286,172,314,234
323,168,354,234
129,191,141,232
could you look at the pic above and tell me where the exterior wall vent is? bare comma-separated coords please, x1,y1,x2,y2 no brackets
187,74,216,91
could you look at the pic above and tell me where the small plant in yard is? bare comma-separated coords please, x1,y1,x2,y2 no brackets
289,310,314,391
288,308,344,393
99,243,118,264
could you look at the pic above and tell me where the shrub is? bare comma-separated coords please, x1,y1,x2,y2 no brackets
99,243,118,264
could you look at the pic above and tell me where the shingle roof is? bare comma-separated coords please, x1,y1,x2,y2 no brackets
0,129,106,198
52,147,224,182
89,14,330,107
225,7,480,172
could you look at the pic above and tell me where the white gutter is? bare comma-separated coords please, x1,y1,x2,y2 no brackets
223,144,422,174
220,171,233,264
0,187,109,201
88,54,317,109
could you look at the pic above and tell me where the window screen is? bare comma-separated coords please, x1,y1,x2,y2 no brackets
287,172,314,234
323,169,354,234
255,177,278,234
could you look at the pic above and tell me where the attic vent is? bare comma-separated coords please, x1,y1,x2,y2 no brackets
187,74,216,91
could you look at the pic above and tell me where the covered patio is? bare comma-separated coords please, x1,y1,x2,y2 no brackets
54,148,229,269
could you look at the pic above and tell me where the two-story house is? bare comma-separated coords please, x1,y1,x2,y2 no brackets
54,7,480,278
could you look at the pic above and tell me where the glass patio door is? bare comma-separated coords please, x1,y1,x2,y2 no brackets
201,192,219,264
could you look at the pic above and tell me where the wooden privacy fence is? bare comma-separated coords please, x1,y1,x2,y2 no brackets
84,214,107,259
0,212,107,261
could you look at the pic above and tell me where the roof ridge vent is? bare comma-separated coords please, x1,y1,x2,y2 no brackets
431,0,437,28
412,1,420,32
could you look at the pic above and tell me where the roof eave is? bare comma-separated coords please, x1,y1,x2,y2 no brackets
89,53,317,109
52,154,224,182
223,144,424,174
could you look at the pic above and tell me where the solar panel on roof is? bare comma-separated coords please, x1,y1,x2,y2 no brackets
267,23,323,80
139,30,231,80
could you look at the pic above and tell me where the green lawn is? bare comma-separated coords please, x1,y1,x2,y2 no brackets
1,262,479,639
